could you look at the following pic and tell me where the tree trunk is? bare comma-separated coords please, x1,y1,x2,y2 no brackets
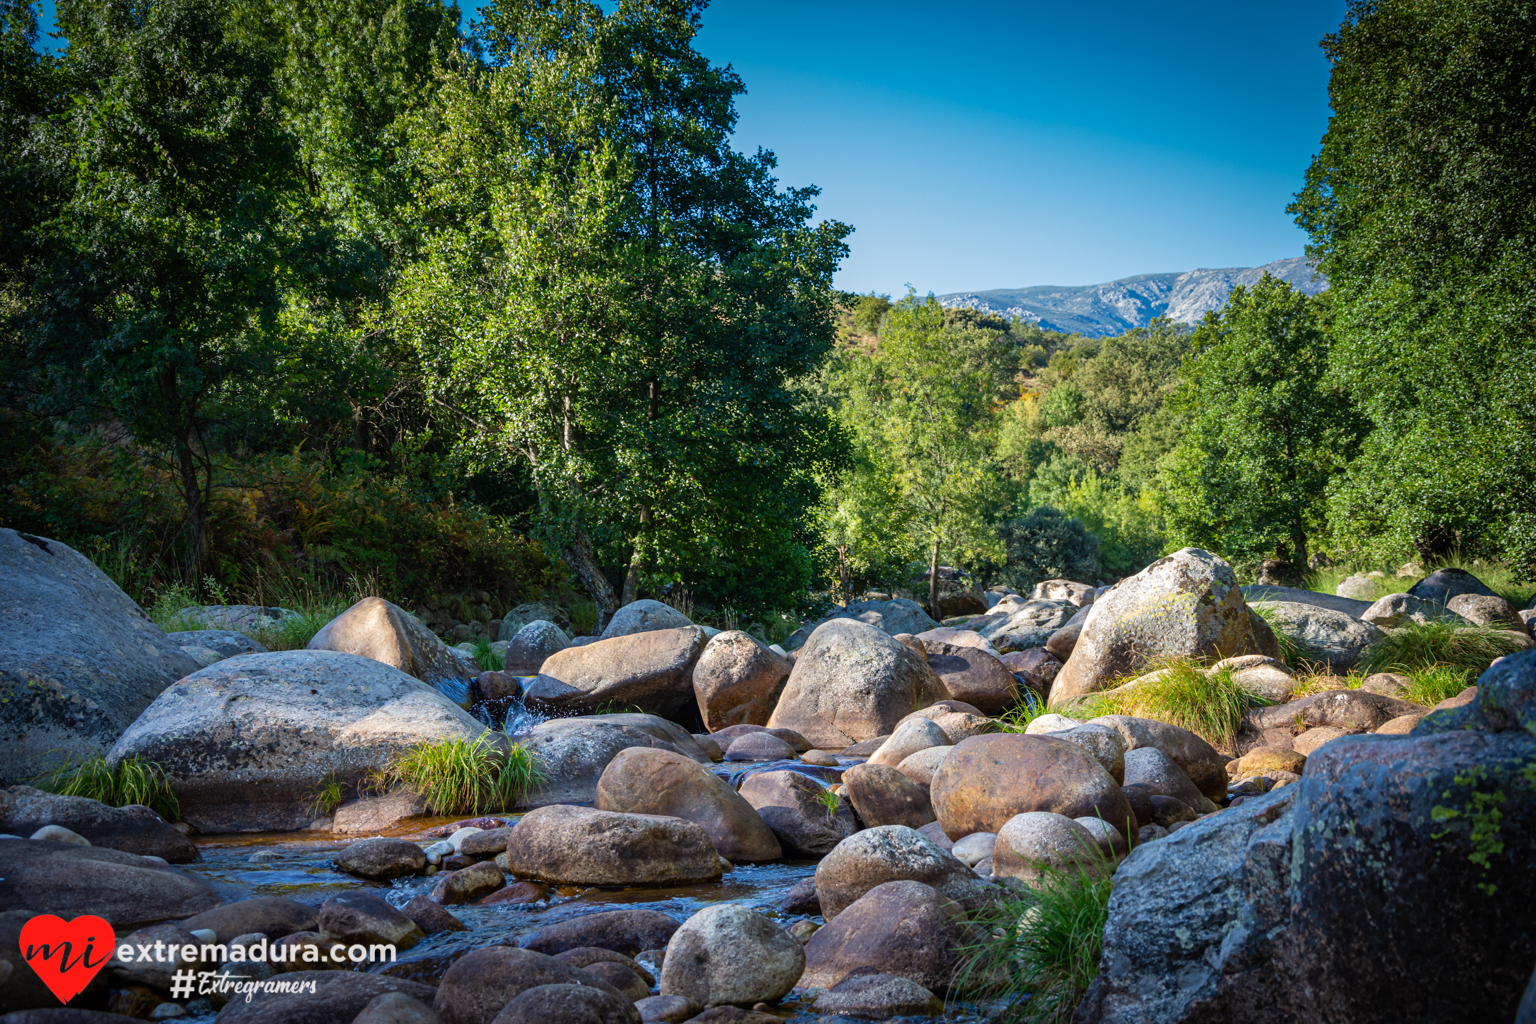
563,527,618,635
175,429,210,588
621,505,651,607
928,537,942,622
838,544,851,608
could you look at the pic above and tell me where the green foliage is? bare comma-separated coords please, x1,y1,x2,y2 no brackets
1403,664,1476,707
850,293,892,335
815,786,841,819
305,772,345,821
954,854,1115,1024
39,755,181,822
1039,382,1083,429
1074,658,1269,749
386,735,543,816
1291,0,1536,577
996,507,1101,594
1162,279,1362,575
471,636,503,672
1358,620,1526,686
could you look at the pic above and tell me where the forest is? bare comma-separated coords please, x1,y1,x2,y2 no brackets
2,0,1533,639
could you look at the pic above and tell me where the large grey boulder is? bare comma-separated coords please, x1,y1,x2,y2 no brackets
977,601,1077,653
0,787,195,862
0,529,201,785
498,805,722,886
767,619,947,749
0,838,222,928
307,597,475,704
502,620,571,674
658,903,805,1007
691,630,791,732
1055,549,1262,699
1240,585,1372,618
1408,567,1498,605
1080,654,1536,1024
600,599,693,640
784,599,940,651
108,650,490,832
800,880,977,993
1244,602,1385,673
526,627,707,721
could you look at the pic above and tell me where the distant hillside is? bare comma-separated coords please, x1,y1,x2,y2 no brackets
937,256,1326,337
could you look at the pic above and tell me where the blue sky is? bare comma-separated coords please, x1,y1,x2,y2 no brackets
34,0,1347,294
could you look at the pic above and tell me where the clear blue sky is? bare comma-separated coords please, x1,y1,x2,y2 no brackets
34,0,1347,295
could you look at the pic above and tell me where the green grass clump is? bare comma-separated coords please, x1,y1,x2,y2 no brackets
1075,659,1268,750
1358,619,1526,684
815,786,842,819
472,636,504,671
386,735,543,815
39,755,181,821
305,772,345,820
953,856,1115,1023
1402,664,1477,706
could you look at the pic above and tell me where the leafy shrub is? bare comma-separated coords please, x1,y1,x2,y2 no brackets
996,507,1102,593
39,755,180,821
386,735,543,815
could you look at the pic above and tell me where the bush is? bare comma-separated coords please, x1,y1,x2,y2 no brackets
996,507,1102,593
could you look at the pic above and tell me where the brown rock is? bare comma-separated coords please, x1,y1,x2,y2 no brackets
528,628,708,720
813,824,994,920
579,962,651,1002
0,840,222,930
0,788,195,863
1045,621,1082,661
917,820,955,852
812,972,943,1018
800,880,976,992
1232,746,1306,775
691,631,791,731
929,711,995,742
1087,715,1230,801
801,749,839,766
921,641,1019,715
432,947,627,1024
1244,690,1422,734
459,827,516,857
595,747,781,862
308,596,473,693
992,812,1104,886
336,837,427,881
1374,713,1425,735
999,648,1062,695
766,619,947,749
737,770,858,857
491,984,641,1024
1053,548,1261,699
318,891,423,949
633,994,700,1022
429,861,506,905
1292,726,1350,757
1433,685,1479,711
499,805,723,886
401,895,467,934
896,745,953,787
765,727,812,753
479,881,547,906
840,763,937,829
657,903,805,1007
690,734,724,761
523,909,681,956
723,732,796,762
930,733,1135,840
837,735,891,757
553,947,655,985
1359,673,1412,698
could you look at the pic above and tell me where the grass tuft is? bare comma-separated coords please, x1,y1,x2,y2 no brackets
1072,658,1269,749
1402,664,1476,706
39,754,181,821
386,735,543,815
815,786,841,819
472,636,504,671
952,854,1115,1024
1358,619,1526,684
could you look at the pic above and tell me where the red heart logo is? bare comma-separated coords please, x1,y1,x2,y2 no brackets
19,915,116,1005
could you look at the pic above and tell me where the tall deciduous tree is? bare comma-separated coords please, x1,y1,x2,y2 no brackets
1291,0,1536,573
395,0,849,628
1161,277,1362,576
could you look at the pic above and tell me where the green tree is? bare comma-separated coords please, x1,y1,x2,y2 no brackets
394,0,849,628
1161,277,1361,576
996,506,1101,593
1291,0,1536,573
841,293,1001,620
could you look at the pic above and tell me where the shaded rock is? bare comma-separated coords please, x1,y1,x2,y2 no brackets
800,880,975,992
400,895,466,936
107,922,198,990
690,735,724,762
836,735,889,756
1244,690,1422,734
679,1009,780,1024
318,892,423,949
517,720,698,808
554,948,654,986
1145,793,1197,829
491,984,640,1024
999,648,1062,695
108,650,490,832
215,973,438,1024
1055,549,1261,698
633,995,699,1023
1122,747,1215,815
869,718,949,767
577,962,650,1003
916,820,954,852
1239,585,1372,618
930,733,1135,840
523,909,681,957
601,600,694,640
784,599,941,652
167,629,267,658
553,715,712,763
812,972,942,1019
429,861,506,905
499,805,721,886
1449,593,1528,633
723,733,795,762
1292,726,1349,757
0,529,201,785
351,992,444,1024
502,620,570,674
595,746,781,862
1086,716,1229,801
658,903,804,1007
814,825,993,920
336,837,426,881
431,947,627,1024
528,628,706,720
1076,815,1128,856
183,897,315,944
333,789,431,835
738,770,858,858
1375,713,1424,735
992,812,1102,886
459,827,516,857
479,882,547,906
765,727,812,753
691,632,791,732
780,877,822,915
767,620,946,749
1361,593,1465,629
1408,567,1497,605
839,763,936,829
0,788,194,862
500,602,572,638
1244,601,1384,674
1045,621,1083,662
895,745,952,787
308,597,474,698
0,839,220,928
920,642,1019,715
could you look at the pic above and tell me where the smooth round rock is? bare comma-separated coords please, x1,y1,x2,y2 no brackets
658,903,805,1007
1122,747,1216,814
814,825,994,920
692,631,791,732
992,812,1103,886
499,806,722,886
812,972,943,1018
595,747,781,863
949,832,996,867
737,770,858,858
868,718,950,768
800,880,975,992
724,732,796,762
490,983,641,1024
433,947,627,1024
839,762,936,829
895,745,953,787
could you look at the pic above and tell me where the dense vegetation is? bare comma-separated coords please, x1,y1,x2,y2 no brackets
2,0,1530,635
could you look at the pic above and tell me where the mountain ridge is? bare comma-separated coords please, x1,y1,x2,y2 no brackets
937,256,1326,337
